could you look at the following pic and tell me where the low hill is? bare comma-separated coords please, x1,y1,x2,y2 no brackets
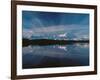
23,39,89,46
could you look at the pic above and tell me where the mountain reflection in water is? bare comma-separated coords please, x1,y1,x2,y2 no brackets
22,43,89,69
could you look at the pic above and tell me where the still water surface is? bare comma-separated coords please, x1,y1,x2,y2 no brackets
22,43,89,69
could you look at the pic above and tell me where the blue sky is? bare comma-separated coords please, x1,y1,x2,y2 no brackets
22,11,89,40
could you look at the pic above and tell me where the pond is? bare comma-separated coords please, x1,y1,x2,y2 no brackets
22,43,89,69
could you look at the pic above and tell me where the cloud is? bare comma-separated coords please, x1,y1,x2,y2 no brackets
31,24,88,33
22,29,33,39
23,24,89,39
